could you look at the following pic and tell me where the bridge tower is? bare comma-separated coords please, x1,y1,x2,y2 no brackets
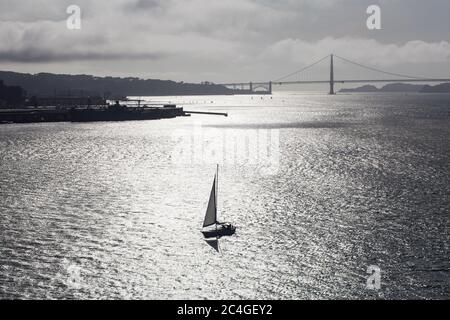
329,54,335,95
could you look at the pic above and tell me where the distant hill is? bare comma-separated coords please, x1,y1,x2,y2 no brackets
0,71,238,98
340,83,425,93
421,83,450,93
339,85,379,93
382,83,425,92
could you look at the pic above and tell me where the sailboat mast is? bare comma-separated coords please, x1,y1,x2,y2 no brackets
216,164,219,209
216,164,219,228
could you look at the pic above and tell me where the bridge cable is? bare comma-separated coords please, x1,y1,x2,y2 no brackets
273,55,330,82
333,55,432,80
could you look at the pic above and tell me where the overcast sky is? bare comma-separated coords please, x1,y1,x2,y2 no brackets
1,0,449,83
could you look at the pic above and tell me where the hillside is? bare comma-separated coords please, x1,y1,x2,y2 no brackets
340,83,425,93
0,71,237,98
421,83,450,93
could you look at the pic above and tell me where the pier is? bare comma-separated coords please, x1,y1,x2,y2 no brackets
0,104,228,124
0,108,71,124
184,111,228,117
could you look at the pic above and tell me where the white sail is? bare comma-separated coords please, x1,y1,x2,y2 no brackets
203,177,217,228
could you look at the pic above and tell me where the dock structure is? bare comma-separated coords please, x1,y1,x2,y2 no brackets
0,108,71,124
0,104,228,124
183,111,228,117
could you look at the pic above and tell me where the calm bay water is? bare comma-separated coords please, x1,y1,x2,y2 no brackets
0,93,449,299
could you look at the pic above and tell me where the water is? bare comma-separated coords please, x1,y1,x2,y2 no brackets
0,93,449,299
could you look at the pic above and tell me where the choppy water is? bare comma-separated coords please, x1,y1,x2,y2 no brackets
0,93,449,300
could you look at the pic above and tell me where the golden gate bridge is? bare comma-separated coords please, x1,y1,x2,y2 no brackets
218,54,450,94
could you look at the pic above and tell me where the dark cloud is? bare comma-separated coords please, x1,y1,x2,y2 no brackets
126,0,165,10
0,49,164,63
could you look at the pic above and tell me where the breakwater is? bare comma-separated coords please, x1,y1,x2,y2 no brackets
0,105,187,124
0,108,71,124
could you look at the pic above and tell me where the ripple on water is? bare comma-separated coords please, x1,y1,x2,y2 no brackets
0,94,449,299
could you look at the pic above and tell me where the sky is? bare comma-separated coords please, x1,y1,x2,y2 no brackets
0,0,449,85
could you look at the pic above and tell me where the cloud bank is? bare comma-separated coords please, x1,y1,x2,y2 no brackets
0,0,449,82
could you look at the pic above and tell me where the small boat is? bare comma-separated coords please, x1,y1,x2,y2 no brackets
202,165,236,239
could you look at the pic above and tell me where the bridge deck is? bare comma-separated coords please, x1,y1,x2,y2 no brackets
219,79,450,87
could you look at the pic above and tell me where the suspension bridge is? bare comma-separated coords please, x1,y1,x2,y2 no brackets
218,54,450,94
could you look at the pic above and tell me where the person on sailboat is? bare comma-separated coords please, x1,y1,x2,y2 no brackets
217,222,236,232
218,222,230,228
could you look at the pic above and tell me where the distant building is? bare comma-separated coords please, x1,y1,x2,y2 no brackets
0,80,25,108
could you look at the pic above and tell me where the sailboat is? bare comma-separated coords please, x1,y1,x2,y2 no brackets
202,165,236,239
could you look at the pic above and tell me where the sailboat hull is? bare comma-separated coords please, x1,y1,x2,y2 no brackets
202,226,236,239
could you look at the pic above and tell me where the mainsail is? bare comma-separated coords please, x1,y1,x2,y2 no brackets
203,177,217,228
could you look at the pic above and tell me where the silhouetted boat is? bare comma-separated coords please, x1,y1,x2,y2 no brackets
201,165,236,239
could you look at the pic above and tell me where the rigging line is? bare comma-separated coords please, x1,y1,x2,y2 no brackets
334,55,431,80
273,55,330,82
